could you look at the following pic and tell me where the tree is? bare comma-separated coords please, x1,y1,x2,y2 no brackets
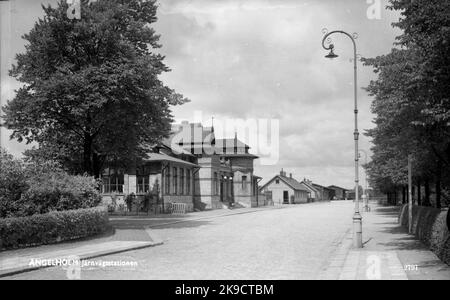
0,148,29,216
2,0,188,177
363,0,450,208
0,147,102,218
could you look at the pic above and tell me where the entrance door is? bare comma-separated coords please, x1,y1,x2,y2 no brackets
220,180,224,202
283,191,289,204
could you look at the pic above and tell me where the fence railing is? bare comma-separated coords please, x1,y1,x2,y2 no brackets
170,203,187,215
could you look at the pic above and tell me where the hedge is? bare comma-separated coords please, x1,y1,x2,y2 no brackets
0,206,110,250
0,149,102,218
399,205,450,265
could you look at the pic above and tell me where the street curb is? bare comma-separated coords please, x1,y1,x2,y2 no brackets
317,228,353,280
0,240,163,279
145,205,286,229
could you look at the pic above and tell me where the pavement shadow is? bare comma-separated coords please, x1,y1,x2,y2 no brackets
373,206,402,217
377,236,426,251
412,258,449,269
110,218,213,230
372,221,399,226
149,220,214,230
369,206,429,251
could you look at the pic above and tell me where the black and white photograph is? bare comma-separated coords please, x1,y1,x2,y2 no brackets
0,0,450,285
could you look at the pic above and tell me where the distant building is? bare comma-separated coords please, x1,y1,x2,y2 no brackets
312,183,334,201
214,136,261,208
300,179,320,202
327,185,349,200
259,170,309,204
101,122,262,212
345,189,363,200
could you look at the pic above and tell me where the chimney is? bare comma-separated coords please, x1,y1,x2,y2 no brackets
234,131,238,154
289,173,292,179
280,168,285,177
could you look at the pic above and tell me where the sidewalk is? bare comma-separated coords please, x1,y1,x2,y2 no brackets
0,204,283,278
319,203,450,280
0,228,162,278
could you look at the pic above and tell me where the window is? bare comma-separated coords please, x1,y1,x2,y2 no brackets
101,169,124,194
217,174,220,196
137,176,149,194
213,172,218,195
242,175,248,191
173,167,178,195
186,169,191,195
180,168,185,195
275,179,280,184
136,166,150,194
165,167,170,195
224,178,228,197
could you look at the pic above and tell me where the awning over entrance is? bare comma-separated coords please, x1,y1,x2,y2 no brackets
143,153,200,168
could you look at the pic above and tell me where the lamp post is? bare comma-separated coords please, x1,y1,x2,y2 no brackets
322,29,362,248
359,149,370,212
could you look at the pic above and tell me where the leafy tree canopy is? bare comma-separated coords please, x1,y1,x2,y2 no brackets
2,0,189,177
363,0,450,207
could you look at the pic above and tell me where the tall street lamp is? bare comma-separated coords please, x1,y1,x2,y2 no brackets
321,29,363,248
359,149,370,212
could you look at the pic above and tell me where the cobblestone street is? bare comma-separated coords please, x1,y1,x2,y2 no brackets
5,202,355,280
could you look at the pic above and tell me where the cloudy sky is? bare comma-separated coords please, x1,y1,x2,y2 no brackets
1,0,401,188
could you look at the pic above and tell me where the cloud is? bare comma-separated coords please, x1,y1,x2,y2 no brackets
156,0,397,187
1,0,398,188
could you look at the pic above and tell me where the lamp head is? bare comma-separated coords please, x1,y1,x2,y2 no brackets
325,44,338,59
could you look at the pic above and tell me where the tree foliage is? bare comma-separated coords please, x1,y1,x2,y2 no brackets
363,0,450,207
2,0,188,177
0,147,102,218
